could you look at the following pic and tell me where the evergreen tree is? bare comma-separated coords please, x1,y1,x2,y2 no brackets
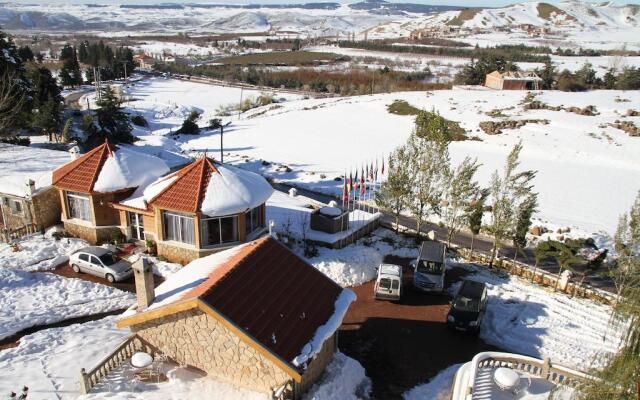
61,117,74,143
175,110,201,135
512,193,538,262
603,68,617,89
616,67,640,90
442,156,481,246
487,142,537,267
467,188,489,255
59,44,82,87
376,146,412,233
87,86,134,146
0,28,32,134
536,60,556,90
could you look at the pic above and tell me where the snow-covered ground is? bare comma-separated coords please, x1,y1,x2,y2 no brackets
403,363,461,400
0,314,369,400
111,78,640,236
0,231,88,271
0,268,133,340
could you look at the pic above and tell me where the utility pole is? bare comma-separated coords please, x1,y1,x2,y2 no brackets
238,87,243,120
220,124,224,163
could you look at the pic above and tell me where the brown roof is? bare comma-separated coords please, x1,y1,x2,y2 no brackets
149,156,217,213
52,142,115,192
119,236,345,372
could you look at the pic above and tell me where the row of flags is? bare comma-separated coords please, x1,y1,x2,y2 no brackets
342,157,385,210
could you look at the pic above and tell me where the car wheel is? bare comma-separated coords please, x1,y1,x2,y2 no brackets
72,264,81,273
106,274,115,283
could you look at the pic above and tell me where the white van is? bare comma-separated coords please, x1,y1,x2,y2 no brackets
374,264,403,301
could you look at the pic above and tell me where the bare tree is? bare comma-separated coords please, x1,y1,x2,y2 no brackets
376,145,412,233
0,68,25,134
442,156,481,247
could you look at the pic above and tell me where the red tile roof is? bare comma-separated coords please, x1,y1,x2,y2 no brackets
149,156,217,213
126,236,345,371
52,142,115,193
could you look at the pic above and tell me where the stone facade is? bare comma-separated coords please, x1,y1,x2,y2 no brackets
133,309,292,394
156,241,203,265
63,220,121,244
0,187,61,230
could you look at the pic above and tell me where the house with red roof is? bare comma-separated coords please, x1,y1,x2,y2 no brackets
52,142,170,244
111,155,274,264
115,236,356,398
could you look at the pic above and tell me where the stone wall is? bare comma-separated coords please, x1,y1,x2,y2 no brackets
133,309,291,394
32,187,62,228
156,242,201,265
63,221,121,244
298,334,336,394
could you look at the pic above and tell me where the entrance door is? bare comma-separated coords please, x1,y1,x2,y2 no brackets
128,212,145,241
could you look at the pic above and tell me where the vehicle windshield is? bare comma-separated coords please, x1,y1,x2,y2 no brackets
379,278,391,289
417,260,443,275
98,253,118,266
453,296,479,312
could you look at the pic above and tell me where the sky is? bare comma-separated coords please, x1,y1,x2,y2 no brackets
18,0,640,6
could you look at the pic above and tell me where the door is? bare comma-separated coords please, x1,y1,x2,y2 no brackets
128,212,145,241
78,253,90,272
88,255,103,277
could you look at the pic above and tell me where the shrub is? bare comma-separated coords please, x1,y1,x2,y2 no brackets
131,114,148,127
208,118,222,129
175,110,201,135
387,100,420,116
556,75,587,92
111,229,124,244
0,136,30,146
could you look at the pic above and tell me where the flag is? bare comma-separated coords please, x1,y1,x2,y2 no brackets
381,157,385,176
374,159,378,181
360,173,366,196
354,169,359,190
365,164,369,181
369,162,374,180
342,174,348,205
348,171,353,192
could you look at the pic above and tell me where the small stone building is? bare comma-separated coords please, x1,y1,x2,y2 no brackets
51,141,170,244
117,236,356,398
112,155,274,264
0,143,71,233
485,70,542,90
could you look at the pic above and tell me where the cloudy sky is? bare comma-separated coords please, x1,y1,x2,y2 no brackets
19,0,640,6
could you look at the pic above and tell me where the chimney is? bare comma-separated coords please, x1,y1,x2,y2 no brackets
132,257,155,310
25,179,35,197
69,146,80,160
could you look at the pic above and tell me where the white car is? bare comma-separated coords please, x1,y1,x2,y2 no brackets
374,263,403,301
70,246,133,283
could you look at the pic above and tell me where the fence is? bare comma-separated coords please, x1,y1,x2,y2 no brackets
0,223,39,243
79,335,158,394
312,216,380,250
456,248,618,306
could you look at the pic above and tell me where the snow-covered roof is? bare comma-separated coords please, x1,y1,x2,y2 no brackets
146,156,274,216
93,146,170,193
0,143,71,197
52,142,169,194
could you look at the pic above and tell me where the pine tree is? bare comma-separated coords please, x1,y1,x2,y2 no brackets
442,156,481,247
376,146,412,233
28,66,63,140
61,118,73,143
0,28,32,134
87,86,134,147
487,142,537,267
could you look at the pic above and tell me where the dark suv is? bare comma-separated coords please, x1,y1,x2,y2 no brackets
447,280,488,333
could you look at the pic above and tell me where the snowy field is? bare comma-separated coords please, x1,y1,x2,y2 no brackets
111,78,640,236
0,268,134,340
0,232,88,272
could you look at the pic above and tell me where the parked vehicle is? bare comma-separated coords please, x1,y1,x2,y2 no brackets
374,264,403,301
70,246,133,283
447,280,488,333
412,241,447,293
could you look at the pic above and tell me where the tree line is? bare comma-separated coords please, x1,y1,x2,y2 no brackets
376,109,538,266
454,54,640,91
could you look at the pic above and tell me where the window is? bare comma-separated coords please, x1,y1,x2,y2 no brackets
99,253,118,266
201,215,238,247
66,192,91,221
90,255,102,266
417,260,443,275
163,212,195,244
79,253,89,262
244,206,264,236
9,200,22,214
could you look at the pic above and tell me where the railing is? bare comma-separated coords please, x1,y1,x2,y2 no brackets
456,248,618,306
0,223,39,243
79,335,158,394
451,352,594,400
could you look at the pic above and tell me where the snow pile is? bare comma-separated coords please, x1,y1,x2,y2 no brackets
306,229,418,287
93,146,170,193
450,260,626,370
304,352,371,400
201,163,274,217
319,206,343,217
293,289,356,367
0,268,134,340
0,233,88,272
0,143,71,197
403,363,462,400
120,173,178,210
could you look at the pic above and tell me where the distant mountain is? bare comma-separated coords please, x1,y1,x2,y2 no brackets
349,0,462,15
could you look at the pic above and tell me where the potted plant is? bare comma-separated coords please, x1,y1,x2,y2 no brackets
146,238,157,256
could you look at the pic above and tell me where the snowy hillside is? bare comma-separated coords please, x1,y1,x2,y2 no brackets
87,78,640,237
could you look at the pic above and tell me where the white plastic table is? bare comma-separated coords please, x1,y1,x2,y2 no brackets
494,367,520,392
